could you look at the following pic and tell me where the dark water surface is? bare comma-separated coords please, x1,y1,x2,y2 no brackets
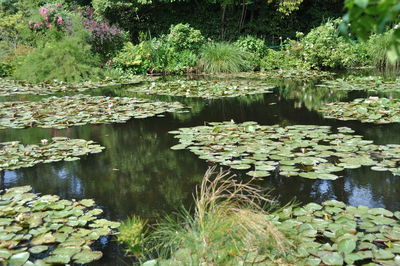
1,76,400,264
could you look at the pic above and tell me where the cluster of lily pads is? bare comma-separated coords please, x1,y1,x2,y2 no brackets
210,70,333,82
170,121,400,179
271,200,400,265
128,79,275,98
0,77,149,97
0,137,104,171
317,76,400,92
0,185,120,265
0,94,186,129
318,97,400,124
258,69,333,81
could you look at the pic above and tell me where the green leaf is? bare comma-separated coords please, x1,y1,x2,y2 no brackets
8,252,30,266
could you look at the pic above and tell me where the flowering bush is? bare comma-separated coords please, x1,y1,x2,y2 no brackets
29,3,70,33
82,8,127,59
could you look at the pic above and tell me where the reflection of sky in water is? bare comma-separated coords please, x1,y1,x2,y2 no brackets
57,168,69,179
310,179,385,208
345,180,384,208
4,170,18,185
51,167,84,198
311,180,336,202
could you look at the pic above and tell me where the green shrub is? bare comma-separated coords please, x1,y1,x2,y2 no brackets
234,35,267,69
199,42,253,73
166,49,198,73
113,41,147,74
113,38,199,74
294,19,366,69
235,35,267,58
367,31,400,71
14,36,103,82
167,23,204,51
260,48,306,71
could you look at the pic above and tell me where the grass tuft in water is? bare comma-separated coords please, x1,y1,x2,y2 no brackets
199,42,253,73
118,216,148,257
119,167,292,264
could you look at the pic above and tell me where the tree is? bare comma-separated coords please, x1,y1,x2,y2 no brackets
343,0,400,61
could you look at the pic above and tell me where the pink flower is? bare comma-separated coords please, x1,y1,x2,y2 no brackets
55,3,62,8
57,17,63,25
39,7,48,15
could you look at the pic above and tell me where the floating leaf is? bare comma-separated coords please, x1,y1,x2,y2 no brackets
128,78,275,98
8,252,30,266
170,122,400,180
72,250,102,264
318,97,400,124
0,138,104,171
0,186,118,265
0,95,186,130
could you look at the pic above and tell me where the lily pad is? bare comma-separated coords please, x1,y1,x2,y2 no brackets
272,200,400,265
318,97,400,124
0,77,149,97
170,122,400,179
128,78,275,98
0,138,105,171
0,186,119,265
0,95,186,130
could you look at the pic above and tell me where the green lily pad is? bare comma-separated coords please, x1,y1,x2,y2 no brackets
0,186,119,265
8,252,30,266
0,95,186,130
72,250,103,264
320,252,344,265
246,170,271,177
0,138,104,171
170,122,400,180
318,97,400,124
128,78,275,98
0,77,147,97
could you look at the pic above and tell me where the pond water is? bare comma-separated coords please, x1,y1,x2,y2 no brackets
1,75,400,264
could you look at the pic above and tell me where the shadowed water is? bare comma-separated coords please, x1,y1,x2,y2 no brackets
1,76,399,264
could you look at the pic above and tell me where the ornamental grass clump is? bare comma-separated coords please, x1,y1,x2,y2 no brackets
120,167,291,264
199,42,253,73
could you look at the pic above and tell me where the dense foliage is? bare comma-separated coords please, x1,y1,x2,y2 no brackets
0,0,398,79
343,0,400,62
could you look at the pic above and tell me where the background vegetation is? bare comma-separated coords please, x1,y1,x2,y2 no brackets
0,0,398,81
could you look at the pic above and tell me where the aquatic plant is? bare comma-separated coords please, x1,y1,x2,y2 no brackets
199,42,253,73
128,79,274,98
0,77,147,97
272,200,400,265
0,185,120,264
0,137,104,171
117,216,147,257
317,75,400,93
170,122,400,179
318,97,400,124
124,168,289,264
120,167,400,265
0,95,186,129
